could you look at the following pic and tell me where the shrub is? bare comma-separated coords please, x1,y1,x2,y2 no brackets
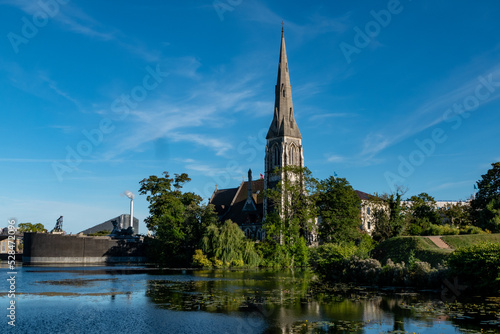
231,259,244,267
411,261,434,287
309,243,357,278
379,259,410,286
192,249,212,268
212,258,224,268
459,225,485,235
448,242,500,291
345,257,381,284
425,224,459,236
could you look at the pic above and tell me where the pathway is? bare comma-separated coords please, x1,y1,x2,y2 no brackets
427,236,452,249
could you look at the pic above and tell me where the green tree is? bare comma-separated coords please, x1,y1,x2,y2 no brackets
18,223,46,233
139,171,217,265
441,202,472,227
372,192,406,241
263,166,318,246
316,176,361,244
201,220,261,267
471,162,500,232
405,193,440,235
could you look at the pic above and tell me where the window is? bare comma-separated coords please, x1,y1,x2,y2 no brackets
367,207,371,215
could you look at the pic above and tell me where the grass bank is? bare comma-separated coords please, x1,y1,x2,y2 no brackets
441,233,500,249
372,236,452,267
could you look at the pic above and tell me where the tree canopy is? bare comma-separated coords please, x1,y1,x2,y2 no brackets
316,176,361,244
139,172,218,265
472,162,500,232
18,222,46,233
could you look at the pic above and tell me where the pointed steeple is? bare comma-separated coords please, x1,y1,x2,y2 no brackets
266,29,302,140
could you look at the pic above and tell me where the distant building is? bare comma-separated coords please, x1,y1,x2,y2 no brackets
80,214,139,235
0,228,23,254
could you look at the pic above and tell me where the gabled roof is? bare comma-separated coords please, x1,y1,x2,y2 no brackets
355,190,374,201
209,179,265,226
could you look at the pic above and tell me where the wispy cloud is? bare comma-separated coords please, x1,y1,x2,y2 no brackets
39,74,83,110
2,0,164,62
242,0,350,38
309,112,355,122
429,180,474,192
360,63,500,158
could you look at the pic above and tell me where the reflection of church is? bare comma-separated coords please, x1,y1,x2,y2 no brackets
209,29,303,240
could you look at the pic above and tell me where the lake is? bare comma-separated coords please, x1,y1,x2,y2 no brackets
0,264,499,333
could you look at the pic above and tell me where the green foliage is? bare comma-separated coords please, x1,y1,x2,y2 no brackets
139,171,218,265
448,242,500,291
471,162,500,228
372,192,406,242
354,234,376,259
192,249,212,267
201,220,261,267
425,224,460,236
441,202,472,227
264,166,318,246
18,222,47,233
316,177,361,244
309,241,448,289
87,230,111,236
480,197,500,233
405,193,441,235
291,237,310,267
372,237,451,267
309,243,357,277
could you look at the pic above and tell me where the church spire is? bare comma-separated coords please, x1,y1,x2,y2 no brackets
266,28,302,140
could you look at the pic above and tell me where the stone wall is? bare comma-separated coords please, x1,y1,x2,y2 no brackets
23,233,146,264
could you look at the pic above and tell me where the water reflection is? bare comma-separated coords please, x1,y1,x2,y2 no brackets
0,265,498,333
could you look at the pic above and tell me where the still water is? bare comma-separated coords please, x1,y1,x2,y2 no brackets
0,264,499,333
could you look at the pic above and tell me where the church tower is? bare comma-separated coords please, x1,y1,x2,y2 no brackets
264,29,304,217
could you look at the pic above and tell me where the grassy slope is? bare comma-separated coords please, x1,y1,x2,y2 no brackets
373,234,500,267
441,233,500,249
372,236,452,267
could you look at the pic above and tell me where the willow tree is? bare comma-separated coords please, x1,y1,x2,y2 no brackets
201,220,261,267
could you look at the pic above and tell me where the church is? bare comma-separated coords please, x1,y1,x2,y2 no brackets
209,29,377,240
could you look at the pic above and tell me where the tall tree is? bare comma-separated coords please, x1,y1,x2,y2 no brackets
406,193,440,235
371,192,406,241
139,172,217,264
441,202,472,227
316,176,361,244
471,162,500,232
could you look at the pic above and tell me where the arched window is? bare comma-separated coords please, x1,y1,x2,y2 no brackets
273,145,280,167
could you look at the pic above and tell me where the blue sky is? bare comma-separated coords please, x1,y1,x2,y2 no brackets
1,0,499,234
